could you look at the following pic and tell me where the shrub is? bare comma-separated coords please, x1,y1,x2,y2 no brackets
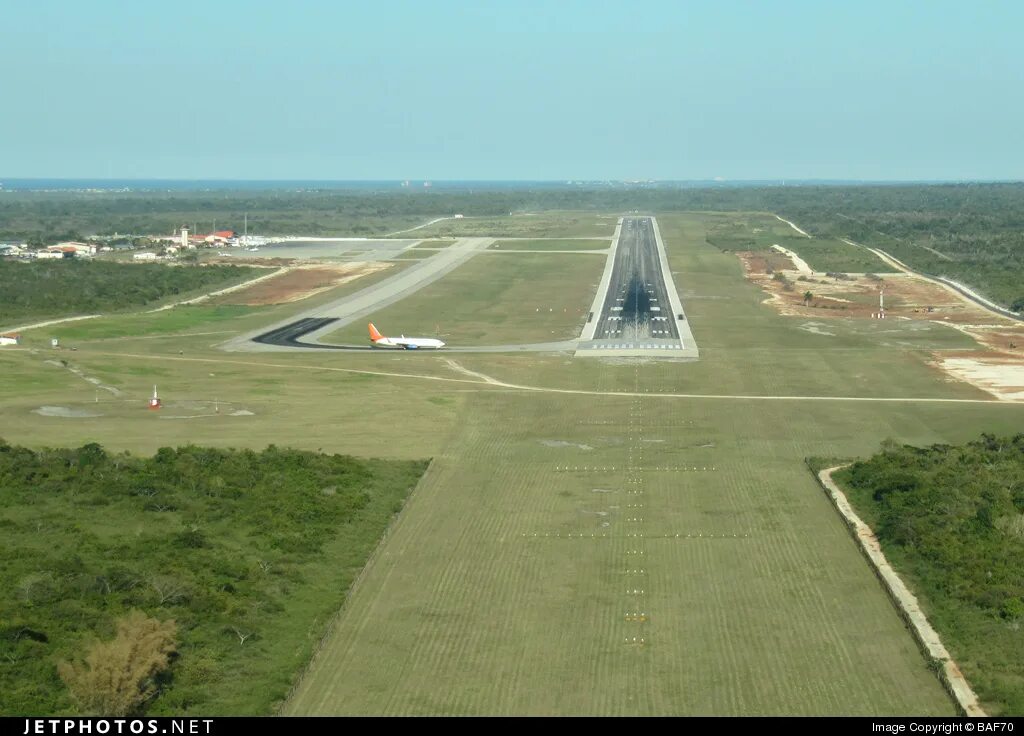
58,611,177,716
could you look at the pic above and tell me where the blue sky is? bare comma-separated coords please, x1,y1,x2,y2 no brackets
3,0,1022,180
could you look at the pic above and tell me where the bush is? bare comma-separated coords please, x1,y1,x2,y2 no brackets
58,611,177,716
0,261,256,319
834,434,1024,714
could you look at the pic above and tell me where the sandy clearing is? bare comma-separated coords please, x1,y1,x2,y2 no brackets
146,267,283,312
771,244,813,275
739,252,1009,324
774,214,811,237
936,357,1024,401
738,244,1024,401
840,238,1022,322
33,405,102,418
799,322,836,337
2,313,101,334
540,440,595,450
214,263,391,305
385,216,459,237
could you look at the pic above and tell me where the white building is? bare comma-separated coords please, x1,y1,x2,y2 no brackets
53,242,96,256
0,333,21,346
133,252,159,261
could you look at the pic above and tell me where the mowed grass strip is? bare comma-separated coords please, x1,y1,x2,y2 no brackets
326,251,606,346
0,347,467,461
34,305,262,342
489,239,610,251
410,211,617,239
284,391,964,715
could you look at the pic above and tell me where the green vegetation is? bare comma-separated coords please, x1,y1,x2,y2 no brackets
280,212,1020,715
40,305,259,342
834,435,1024,715
489,238,610,250
764,184,1024,307
0,440,427,715
392,249,435,260
412,212,617,238
59,611,178,716
0,261,257,322
2,206,1023,715
6,182,1023,306
327,252,606,346
703,214,896,273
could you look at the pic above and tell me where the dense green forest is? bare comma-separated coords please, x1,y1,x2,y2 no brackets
0,261,257,321
3,182,1023,307
0,441,428,715
833,435,1024,715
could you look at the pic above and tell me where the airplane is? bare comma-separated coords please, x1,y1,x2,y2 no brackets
368,322,445,350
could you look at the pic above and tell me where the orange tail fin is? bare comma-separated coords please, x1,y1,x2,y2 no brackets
368,323,384,342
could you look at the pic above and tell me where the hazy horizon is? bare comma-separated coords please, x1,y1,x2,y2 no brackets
5,1,1022,181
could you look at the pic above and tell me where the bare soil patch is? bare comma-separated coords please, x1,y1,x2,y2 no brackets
540,439,595,451
214,263,391,305
934,353,1024,401
33,406,102,418
738,251,1015,324
738,250,1024,401
208,257,296,267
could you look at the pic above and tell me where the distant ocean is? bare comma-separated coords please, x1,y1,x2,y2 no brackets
0,178,911,192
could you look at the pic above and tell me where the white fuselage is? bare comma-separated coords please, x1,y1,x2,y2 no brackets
372,335,445,350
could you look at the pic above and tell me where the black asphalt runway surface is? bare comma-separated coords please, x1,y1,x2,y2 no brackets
252,317,371,350
593,217,680,342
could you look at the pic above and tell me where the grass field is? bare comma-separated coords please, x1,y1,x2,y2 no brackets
489,238,611,251
284,388,1021,715
39,306,263,342
408,211,618,239
326,251,607,346
1,210,1022,715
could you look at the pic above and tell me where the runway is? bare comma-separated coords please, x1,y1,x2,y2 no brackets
226,218,697,358
577,217,698,357
251,317,363,349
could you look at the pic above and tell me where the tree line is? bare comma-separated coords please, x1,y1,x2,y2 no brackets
833,434,1024,715
0,440,427,715
3,182,1023,307
0,260,257,320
